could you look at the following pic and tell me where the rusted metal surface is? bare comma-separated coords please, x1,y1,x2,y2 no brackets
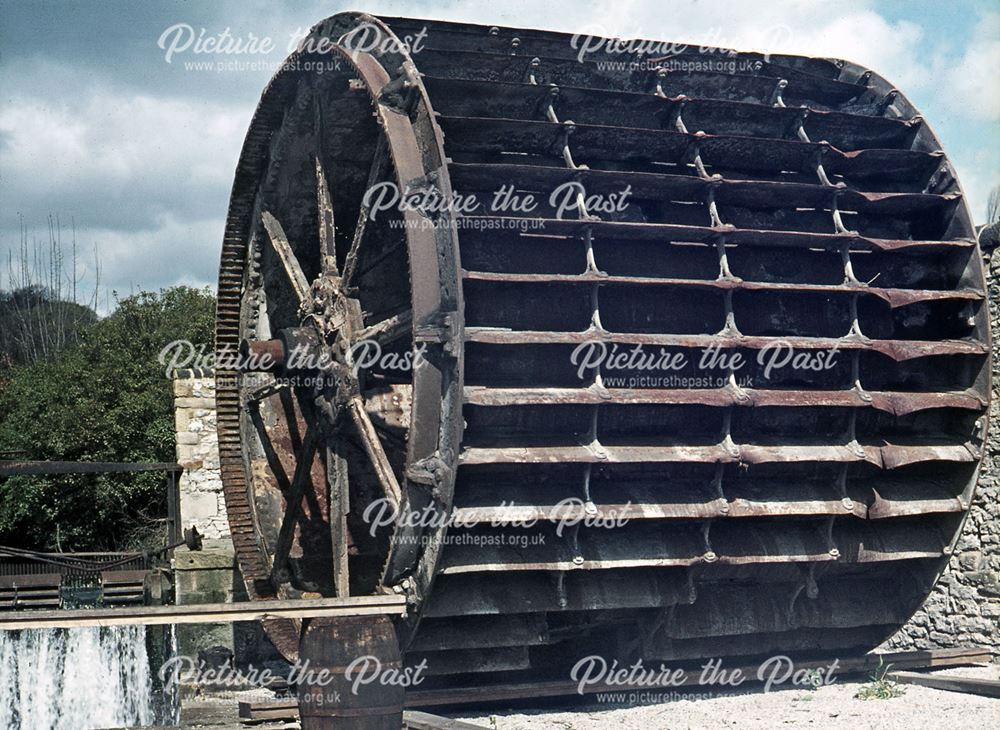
216,12,990,686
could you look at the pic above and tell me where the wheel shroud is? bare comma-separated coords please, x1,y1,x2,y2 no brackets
216,13,991,680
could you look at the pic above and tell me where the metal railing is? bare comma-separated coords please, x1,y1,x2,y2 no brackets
0,461,183,607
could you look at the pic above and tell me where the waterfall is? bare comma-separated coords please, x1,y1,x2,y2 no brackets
160,625,181,726
0,626,155,729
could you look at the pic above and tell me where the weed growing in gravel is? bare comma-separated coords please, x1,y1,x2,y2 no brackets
803,668,826,690
854,659,906,700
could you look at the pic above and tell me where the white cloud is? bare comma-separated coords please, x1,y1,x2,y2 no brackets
0,76,242,297
942,11,1000,121
67,216,222,313
0,82,244,217
0,213,221,315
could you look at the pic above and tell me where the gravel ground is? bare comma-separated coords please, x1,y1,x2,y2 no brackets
172,665,999,729
457,666,1000,730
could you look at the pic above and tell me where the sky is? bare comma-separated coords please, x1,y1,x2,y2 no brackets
0,0,997,310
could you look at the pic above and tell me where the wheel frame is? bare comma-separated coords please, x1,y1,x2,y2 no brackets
216,12,463,660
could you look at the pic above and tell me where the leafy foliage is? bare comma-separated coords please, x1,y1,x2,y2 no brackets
0,287,215,551
854,659,906,700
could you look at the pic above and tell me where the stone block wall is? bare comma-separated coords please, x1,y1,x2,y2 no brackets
172,368,240,667
172,369,229,540
884,452,1000,651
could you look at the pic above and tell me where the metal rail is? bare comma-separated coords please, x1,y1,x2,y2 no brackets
0,595,407,630
0,460,183,550
0,461,181,476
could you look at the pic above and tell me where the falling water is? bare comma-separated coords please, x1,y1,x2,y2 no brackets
0,626,154,729
160,625,181,726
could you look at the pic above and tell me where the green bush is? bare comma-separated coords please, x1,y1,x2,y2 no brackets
0,286,215,551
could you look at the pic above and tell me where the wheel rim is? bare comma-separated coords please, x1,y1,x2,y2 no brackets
216,12,463,660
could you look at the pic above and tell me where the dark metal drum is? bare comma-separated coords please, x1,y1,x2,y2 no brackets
216,12,990,684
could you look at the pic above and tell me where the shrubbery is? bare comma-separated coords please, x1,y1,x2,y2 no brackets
0,286,215,551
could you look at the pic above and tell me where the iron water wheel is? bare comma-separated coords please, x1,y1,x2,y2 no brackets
215,11,990,698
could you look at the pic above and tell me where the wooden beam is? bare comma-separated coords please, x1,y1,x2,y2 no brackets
356,310,413,346
343,132,389,287
0,595,406,630
315,156,339,271
0,461,181,477
262,211,312,306
349,395,403,507
327,440,351,597
869,647,994,668
237,703,296,721
270,427,319,583
887,670,1000,698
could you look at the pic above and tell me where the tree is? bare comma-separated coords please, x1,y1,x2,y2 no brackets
3,216,102,366
0,286,216,551
0,286,97,366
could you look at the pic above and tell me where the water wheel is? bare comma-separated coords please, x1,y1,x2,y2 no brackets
215,11,990,705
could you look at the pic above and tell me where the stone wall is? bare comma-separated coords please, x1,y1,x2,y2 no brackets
172,369,228,540
884,445,1000,651
884,250,1000,653
171,368,240,669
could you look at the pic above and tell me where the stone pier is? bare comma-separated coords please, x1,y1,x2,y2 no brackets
171,368,238,668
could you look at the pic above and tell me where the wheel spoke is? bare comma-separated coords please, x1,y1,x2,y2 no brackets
348,395,403,507
314,157,340,276
244,377,289,403
343,132,389,287
326,440,350,596
247,405,291,490
261,211,311,306
355,310,412,347
270,426,319,583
